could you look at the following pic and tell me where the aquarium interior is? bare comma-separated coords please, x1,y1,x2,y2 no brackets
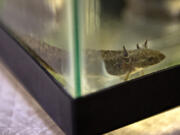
0,0,180,98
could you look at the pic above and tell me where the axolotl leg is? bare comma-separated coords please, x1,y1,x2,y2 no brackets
124,71,131,81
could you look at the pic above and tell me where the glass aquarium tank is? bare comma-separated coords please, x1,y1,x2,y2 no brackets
0,0,180,135
0,0,180,98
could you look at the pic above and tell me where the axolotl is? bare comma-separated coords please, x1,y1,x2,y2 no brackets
99,40,165,80
20,37,165,80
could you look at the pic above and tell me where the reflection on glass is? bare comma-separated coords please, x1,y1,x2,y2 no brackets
0,0,77,97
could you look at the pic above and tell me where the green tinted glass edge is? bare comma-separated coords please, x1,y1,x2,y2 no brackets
73,0,81,97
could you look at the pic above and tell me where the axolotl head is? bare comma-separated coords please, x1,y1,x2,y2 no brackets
129,41,165,68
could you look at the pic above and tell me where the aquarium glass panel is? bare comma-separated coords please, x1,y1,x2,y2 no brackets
78,0,180,95
0,0,80,97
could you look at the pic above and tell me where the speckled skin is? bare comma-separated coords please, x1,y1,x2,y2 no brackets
100,48,165,75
